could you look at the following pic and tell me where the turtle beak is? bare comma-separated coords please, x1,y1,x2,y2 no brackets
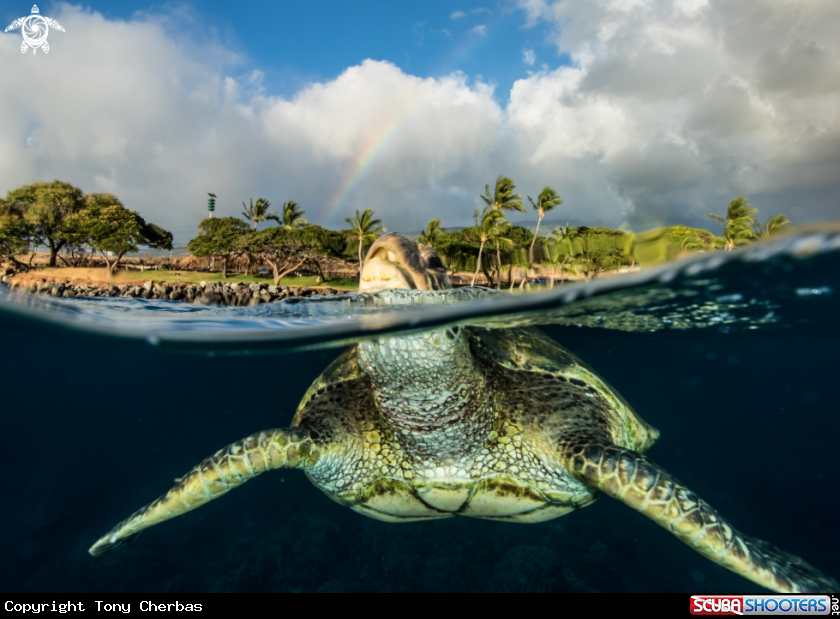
359,233,451,293
360,254,416,291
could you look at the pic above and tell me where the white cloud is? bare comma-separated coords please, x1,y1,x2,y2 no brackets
519,0,551,27
471,24,487,36
523,48,536,65
451,7,489,22
506,0,840,227
0,6,504,242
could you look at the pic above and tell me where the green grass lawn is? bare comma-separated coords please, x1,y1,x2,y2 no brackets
134,270,359,290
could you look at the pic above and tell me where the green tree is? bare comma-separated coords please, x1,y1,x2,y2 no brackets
4,180,86,266
708,197,758,250
345,208,386,270
187,217,250,278
563,226,630,277
550,223,570,242
418,218,443,247
432,229,482,275
241,198,276,230
527,187,563,263
467,207,507,286
0,199,33,270
296,224,351,258
487,221,515,289
681,235,707,252
756,214,791,237
76,193,173,273
544,236,574,286
238,227,324,286
480,175,524,288
268,200,308,230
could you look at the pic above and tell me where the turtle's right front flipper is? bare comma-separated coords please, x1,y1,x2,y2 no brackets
89,428,319,556
564,443,839,593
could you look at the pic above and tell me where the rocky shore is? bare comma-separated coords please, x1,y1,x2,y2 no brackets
1,269,351,305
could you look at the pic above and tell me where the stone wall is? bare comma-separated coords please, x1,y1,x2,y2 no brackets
2,275,351,306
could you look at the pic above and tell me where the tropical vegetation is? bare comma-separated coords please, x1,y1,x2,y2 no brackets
527,186,562,263
418,218,443,247
467,207,507,286
480,175,524,288
74,193,173,273
270,200,308,230
186,217,250,279
1,177,797,289
0,180,172,270
241,198,276,230
345,208,386,269
707,196,789,250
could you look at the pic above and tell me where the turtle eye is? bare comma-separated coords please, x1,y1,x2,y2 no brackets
423,254,444,270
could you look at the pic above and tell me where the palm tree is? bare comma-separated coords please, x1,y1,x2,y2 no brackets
269,200,308,230
418,218,443,247
488,220,515,288
708,197,758,250
345,208,386,271
755,214,791,237
551,223,570,241
481,175,524,213
527,187,563,264
241,198,276,230
480,175,524,288
467,207,506,286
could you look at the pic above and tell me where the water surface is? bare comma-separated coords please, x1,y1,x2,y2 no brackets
1,228,838,592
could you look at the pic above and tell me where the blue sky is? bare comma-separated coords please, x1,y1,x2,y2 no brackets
7,1,559,102
2,1,839,243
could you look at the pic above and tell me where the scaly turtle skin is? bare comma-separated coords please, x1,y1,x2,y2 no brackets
89,233,839,593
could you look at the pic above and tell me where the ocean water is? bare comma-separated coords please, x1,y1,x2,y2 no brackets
0,228,838,593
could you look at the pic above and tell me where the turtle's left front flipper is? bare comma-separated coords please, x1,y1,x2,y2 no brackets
89,428,319,556
563,443,839,593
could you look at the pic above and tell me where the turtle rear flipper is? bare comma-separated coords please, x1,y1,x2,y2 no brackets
89,428,318,556
565,443,839,593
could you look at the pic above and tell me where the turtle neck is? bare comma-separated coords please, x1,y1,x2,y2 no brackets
357,326,493,460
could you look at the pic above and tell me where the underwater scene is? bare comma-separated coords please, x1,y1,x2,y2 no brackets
1,228,838,594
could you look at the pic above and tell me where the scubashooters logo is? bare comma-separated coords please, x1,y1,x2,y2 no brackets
4,5,65,54
690,595,837,616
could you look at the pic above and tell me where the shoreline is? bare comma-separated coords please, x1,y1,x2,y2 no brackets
0,262,609,305
1,270,351,305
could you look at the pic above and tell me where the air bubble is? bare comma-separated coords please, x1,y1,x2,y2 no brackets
795,286,832,298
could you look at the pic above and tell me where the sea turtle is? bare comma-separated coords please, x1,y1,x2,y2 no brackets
4,5,65,55
89,233,838,593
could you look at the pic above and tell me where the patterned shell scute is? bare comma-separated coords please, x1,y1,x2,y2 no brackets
470,326,659,453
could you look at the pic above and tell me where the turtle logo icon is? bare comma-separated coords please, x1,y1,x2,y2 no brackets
4,5,65,55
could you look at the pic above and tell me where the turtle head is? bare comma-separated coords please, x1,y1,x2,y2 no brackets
359,233,450,293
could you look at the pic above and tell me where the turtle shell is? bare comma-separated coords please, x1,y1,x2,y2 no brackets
290,323,659,523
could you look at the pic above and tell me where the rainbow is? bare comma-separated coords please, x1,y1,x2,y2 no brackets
323,97,415,227
323,18,495,227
